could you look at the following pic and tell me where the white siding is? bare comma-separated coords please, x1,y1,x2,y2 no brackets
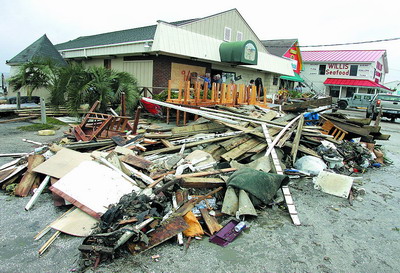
61,42,152,59
122,60,153,88
153,23,294,76
179,9,268,54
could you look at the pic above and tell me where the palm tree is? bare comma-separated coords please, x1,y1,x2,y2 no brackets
9,58,140,115
8,58,54,99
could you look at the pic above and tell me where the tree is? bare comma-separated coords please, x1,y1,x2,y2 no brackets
9,59,140,115
8,58,55,98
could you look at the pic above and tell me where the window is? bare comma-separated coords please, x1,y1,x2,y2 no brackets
350,65,358,76
319,65,326,75
104,59,111,69
236,31,243,41
273,76,279,85
329,86,340,97
346,87,356,97
354,94,362,100
224,27,232,42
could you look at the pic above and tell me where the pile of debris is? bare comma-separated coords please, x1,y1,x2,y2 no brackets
0,98,389,270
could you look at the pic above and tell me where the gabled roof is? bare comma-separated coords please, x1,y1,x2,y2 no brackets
261,39,298,57
55,25,158,51
302,50,386,63
55,18,204,51
7,34,66,66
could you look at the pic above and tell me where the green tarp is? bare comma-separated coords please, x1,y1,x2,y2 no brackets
227,168,289,206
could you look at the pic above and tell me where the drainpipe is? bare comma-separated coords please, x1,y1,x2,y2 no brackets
84,48,87,59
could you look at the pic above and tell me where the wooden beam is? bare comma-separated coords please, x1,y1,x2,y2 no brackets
264,114,303,157
200,208,222,235
143,136,233,156
179,177,226,188
221,138,261,161
120,154,153,169
291,115,304,164
14,155,45,197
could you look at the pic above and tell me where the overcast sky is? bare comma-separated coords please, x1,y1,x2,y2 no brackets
2,0,399,83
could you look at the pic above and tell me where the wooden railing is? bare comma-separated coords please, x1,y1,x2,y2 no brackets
166,80,270,108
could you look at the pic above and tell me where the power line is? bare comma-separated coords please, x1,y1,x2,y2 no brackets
264,37,400,48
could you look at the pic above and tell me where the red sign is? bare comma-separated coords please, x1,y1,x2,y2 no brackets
325,63,350,76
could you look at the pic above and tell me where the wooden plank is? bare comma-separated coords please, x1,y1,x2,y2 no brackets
280,97,332,111
200,208,222,235
174,168,237,179
120,154,153,170
171,122,226,135
0,116,38,123
221,138,261,161
127,216,189,254
180,177,226,188
160,139,175,148
33,148,92,179
14,155,45,197
262,124,301,226
276,126,296,148
284,142,321,158
264,114,303,157
218,135,252,150
291,115,304,164
143,136,233,156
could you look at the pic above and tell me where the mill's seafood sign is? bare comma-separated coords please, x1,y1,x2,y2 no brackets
325,63,350,75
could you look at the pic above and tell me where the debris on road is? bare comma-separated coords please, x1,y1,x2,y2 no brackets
0,98,391,269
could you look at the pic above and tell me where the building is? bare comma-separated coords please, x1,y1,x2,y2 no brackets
261,39,304,90
385,80,400,95
301,50,391,98
5,34,67,98
52,9,293,96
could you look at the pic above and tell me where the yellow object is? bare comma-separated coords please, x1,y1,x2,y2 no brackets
38,130,56,136
183,211,204,237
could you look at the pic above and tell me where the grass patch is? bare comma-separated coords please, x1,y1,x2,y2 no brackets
46,117,67,125
17,123,58,131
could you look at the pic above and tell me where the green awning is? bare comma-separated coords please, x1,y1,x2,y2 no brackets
280,72,304,82
219,40,258,65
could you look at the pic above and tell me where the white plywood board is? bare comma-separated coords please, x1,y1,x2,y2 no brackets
314,171,353,198
50,161,139,218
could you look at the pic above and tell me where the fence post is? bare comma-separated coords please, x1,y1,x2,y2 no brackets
40,97,47,124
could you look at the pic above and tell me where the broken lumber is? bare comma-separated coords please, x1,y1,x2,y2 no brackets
120,154,153,170
174,168,237,179
179,177,226,188
200,208,222,235
143,136,234,156
14,154,45,197
291,115,304,164
221,138,261,161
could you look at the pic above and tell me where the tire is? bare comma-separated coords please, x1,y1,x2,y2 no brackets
366,111,371,118
391,117,396,123
338,101,347,109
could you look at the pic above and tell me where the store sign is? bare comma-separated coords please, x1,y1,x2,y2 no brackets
244,42,256,62
325,63,350,76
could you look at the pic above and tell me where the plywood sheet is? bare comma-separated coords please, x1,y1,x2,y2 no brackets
50,207,99,237
50,161,139,218
33,148,92,179
314,171,353,198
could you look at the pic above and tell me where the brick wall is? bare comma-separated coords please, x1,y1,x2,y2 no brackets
124,55,211,94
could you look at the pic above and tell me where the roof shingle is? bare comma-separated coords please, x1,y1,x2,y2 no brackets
8,34,66,66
